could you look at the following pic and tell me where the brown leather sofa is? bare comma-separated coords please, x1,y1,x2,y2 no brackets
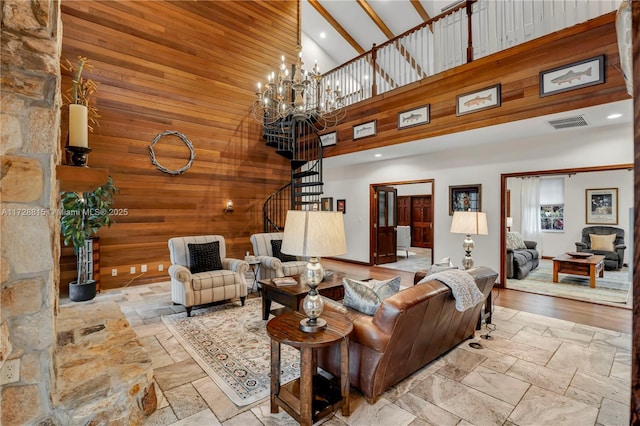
317,266,497,403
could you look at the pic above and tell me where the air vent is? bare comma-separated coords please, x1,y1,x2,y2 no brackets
548,115,589,130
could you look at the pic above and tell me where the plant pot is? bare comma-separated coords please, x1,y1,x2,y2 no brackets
69,279,97,302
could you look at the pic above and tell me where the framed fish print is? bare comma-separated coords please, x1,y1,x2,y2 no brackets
398,105,430,129
456,84,501,116
319,131,337,147
539,55,605,97
353,120,377,140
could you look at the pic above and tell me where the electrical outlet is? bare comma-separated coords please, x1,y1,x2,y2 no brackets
130,266,136,274
158,264,164,272
111,269,118,277
141,264,147,273
1,359,20,385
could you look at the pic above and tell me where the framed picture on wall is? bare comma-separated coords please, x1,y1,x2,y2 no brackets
353,120,376,140
586,188,618,224
456,84,501,116
337,199,346,214
449,184,482,215
321,197,333,211
539,55,605,97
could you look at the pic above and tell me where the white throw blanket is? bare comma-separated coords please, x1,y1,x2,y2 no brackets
425,269,484,312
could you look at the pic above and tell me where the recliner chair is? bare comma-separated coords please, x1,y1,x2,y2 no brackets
168,235,248,316
250,232,307,280
575,226,625,270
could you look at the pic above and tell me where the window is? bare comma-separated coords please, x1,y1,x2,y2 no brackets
540,177,564,232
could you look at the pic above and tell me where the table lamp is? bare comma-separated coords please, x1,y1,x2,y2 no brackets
450,211,488,269
281,210,347,332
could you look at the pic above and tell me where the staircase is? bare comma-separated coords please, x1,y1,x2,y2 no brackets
262,117,324,232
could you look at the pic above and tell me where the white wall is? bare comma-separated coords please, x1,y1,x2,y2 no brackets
397,183,433,196
323,123,633,274
508,169,633,263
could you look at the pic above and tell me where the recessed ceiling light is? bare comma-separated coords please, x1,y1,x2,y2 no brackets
320,32,326,39
374,153,382,157
607,113,622,119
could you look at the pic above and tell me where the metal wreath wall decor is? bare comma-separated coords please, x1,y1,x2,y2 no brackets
148,130,195,175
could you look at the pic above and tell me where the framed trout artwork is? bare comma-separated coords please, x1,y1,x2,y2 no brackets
398,105,430,129
456,84,501,116
539,55,605,97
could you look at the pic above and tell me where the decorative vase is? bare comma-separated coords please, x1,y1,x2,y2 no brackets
69,279,97,302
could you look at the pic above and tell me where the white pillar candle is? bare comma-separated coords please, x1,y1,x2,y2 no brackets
69,104,88,148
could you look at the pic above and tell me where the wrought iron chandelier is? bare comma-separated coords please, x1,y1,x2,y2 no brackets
252,50,346,132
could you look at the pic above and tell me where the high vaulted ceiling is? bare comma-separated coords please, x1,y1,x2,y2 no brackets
299,0,632,167
302,0,455,67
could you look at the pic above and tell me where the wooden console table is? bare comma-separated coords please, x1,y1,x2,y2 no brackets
266,311,353,426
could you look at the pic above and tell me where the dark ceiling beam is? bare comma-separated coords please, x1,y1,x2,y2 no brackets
410,0,431,21
307,0,365,54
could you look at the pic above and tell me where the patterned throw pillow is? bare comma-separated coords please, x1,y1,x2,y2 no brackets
188,241,223,273
506,232,527,250
589,234,616,251
342,276,401,315
270,239,297,262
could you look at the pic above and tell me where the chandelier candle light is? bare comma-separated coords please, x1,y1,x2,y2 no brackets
281,210,347,332
450,211,488,269
252,51,346,131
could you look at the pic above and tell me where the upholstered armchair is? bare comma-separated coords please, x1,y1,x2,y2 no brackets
575,226,626,270
249,232,307,280
168,235,248,316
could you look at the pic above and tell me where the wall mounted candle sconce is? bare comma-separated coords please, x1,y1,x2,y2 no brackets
223,200,234,213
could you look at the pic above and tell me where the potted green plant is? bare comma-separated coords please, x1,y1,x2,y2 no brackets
61,177,118,301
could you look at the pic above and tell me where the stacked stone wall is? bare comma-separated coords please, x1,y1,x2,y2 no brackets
1,0,61,424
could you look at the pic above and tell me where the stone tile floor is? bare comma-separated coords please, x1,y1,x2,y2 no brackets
97,281,631,426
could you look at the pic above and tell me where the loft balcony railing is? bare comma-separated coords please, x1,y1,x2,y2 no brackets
321,0,618,105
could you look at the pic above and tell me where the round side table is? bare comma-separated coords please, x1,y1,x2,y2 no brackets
266,311,353,426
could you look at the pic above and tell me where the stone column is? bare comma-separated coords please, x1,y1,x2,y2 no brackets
1,0,61,424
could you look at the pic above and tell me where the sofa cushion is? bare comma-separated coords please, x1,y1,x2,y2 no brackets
590,233,616,251
343,277,401,315
188,241,222,273
270,239,297,262
506,232,527,249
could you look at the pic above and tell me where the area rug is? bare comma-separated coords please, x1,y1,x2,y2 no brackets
162,298,300,406
507,260,631,308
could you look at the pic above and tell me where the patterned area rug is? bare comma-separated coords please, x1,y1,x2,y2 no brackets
162,298,300,406
507,259,631,308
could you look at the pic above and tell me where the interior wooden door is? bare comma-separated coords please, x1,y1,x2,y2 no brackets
375,186,398,265
397,196,411,226
411,196,433,249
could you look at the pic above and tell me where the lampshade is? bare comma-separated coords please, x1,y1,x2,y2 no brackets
281,210,347,257
506,217,513,228
450,211,488,235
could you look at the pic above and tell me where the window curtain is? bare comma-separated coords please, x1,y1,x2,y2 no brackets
520,177,541,246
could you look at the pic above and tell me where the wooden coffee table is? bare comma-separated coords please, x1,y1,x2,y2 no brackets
552,253,605,288
259,271,364,320
267,310,353,426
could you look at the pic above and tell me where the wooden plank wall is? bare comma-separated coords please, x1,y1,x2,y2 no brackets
60,1,297,292
322,12,630,158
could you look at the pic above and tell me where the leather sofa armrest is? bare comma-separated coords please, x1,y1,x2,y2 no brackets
505,250,515,279
414,270,427,285
575,242,588,250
